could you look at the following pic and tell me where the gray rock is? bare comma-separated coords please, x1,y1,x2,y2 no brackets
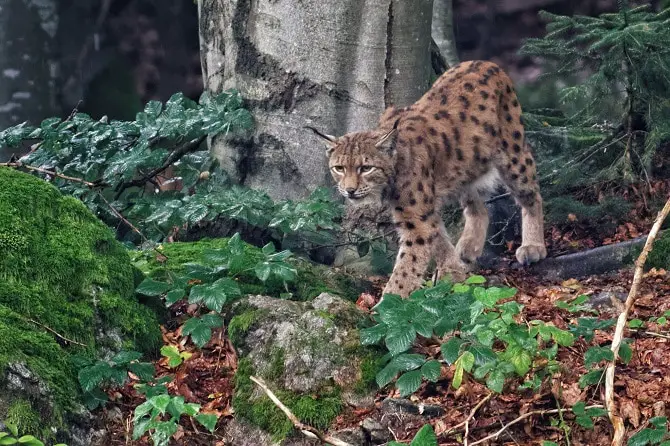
362,418,393,444
332,427,367,445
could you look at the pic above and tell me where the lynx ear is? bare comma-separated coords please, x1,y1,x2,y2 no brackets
305,126,337,154
374,118,400,155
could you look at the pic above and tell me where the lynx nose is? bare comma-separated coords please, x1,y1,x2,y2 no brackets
345,187,356,196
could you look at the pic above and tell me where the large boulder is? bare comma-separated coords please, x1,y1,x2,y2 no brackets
227,293,382,444
0,167,162,445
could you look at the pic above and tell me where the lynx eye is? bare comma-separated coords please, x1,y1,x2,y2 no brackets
359,165,375,174
331,166,345,174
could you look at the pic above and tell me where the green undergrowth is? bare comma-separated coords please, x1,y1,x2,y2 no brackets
132,237,365,302
233,358,343,441
0,167,162,434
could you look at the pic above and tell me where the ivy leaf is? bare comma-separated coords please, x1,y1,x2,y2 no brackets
136,278,171,296
148,394,171,415
397,370,423,397
195,413,219,433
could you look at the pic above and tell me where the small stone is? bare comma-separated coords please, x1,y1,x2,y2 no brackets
332,427,367,445
362,418,392,443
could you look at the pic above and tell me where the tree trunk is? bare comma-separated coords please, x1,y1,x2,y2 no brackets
0,0,58,161
431,0,459,68
198,0,433,201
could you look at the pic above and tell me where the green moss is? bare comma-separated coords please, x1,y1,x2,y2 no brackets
642,230,670,270
264,348,285,381
0,168,162,432
228,310,264,346
5,399,41,437
233,358,342,441
353,353,385,395
135,238,367,303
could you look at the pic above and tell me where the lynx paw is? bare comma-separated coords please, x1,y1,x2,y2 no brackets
515,244,547,266
456,237,484,265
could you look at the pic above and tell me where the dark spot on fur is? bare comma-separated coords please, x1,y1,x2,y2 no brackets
409,198,417,205
502,140,509,150
434,113,441,120
417,182,424,192
513,144,521,153
406,222,416,229
480,90,489,100
412,255,417,262
511,157,518,165
455,148,464,161
420,210,435,221
459,95,470,108
511,173,519,180
525,158,533,166
503,104,509,112
416,237,425,245
470,116,480,125
512,99,519,107
459,111,466,122
416,136,423,144
520,165,527,173
522,176,529,184
478,104,486,111
406,115,428,122
407,125,416,132
441,95,447,105
512,130,522,140
464,82,474,92
506,85,512,94
395,206,404,212
505,114,512,122
405,241,413,247
473,135,481,144
429,127,437,136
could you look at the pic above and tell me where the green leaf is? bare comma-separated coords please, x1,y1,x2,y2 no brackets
397,369,423,397
542,442,559,446
134,400,154,421
161,345,184,368
579,368,605,388
165,288,186,306
390,354,426,372
149,394,171,415
421,360,442,382
111,350,142,366
486,369,505,393
195,413,219,433
409,424,437,446
360,324,387,345
376,362,399,388
136,278,171,296
629,318,645,328
385,324,416,356
502,344,532,376
452,351,475,389
182,315,222,348
0,438,17,445
17,437,43,446
467,344,497,367
441,337,465,365
628,424,667,446
584,346,614,367
465,275,486,285
129,362,155,381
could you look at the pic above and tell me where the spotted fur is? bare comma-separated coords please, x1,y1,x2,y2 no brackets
312,61,547,297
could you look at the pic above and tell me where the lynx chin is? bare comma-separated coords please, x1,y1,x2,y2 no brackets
309,60,547,298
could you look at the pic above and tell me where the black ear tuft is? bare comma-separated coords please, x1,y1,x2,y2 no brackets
304,126,337,155
375,126,399,155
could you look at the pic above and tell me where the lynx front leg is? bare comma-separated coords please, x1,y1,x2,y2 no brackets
455,191,489,265
383,205,443,298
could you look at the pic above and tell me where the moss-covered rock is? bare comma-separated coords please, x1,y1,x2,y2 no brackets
0,168,162,443
132,237,371,302
227,293,382,443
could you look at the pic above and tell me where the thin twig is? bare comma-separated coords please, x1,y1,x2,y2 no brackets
96,191,150,244
0,162,100,187
440,393,493,441
643,331,670,340
606,197,670,446
470,405,604,446
249,376,354,446
25,318,87,347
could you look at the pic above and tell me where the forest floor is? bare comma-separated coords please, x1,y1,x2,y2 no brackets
95,182,670,446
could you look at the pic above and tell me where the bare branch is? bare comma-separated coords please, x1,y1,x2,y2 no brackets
249,376,354,446
439,393,493,444
606,197,670,446
0,162,100,188
25,318,87,347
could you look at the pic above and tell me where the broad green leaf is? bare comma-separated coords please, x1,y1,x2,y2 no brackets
421,360,442,382
376,362,399,388
133,400,154,421
503,344,532,376
486,369,505,393
619,341,633,364
0,439,18,445
467,344,497,367
584,346,614,367
129,362,155,381
409,424,437,446
385,324,416,356
111,350,142,366
360,324,387,345
149,394,171,414
579,368,605,388
397,370,423,396
182,316,219,348
165,288,185,306
390,354,426,372
161,345,184,368
628,318,645,328
465,275,486,284
628,425,667,446
441,337,465,365
17,436,43,446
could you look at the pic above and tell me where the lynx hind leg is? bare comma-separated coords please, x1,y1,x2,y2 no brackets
497,140,547,265
455,190,489,266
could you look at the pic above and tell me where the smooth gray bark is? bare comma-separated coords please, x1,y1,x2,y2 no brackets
198,0,433,201
0,0,58,161
431,0,459,68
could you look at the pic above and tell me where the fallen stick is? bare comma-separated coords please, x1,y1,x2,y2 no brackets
439,392,492,442
606,197,670,446
249,376,354,446
469,405,604,446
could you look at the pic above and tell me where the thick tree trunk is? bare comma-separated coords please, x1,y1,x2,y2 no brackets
0,0,58,161
431,0,459,68
198,0,433,201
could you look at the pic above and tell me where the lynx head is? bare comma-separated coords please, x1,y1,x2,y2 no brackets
307,124,398,203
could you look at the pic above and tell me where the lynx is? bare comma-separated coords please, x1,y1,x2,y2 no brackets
310,60,547,297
